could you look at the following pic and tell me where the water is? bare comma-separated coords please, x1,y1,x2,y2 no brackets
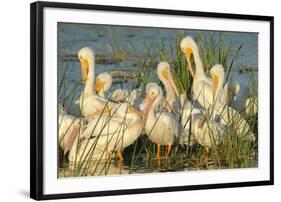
58,23,258,67
59,154,258,177
58,23,258,177
58,23,258,111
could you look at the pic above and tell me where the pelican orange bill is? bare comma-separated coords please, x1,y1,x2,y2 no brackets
184,48,195,78
162,70,180,97
93,79,105,92
212,73,219,102
79,57,89,85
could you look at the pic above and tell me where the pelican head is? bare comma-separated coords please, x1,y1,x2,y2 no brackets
180,36,199,61
93,72,112,94
180,36,199,77
210,64,225,100
140,82,159,112
78,47,95,85
157,62,179,97
145,83,163,101
145,82,159,93
141,84,163,123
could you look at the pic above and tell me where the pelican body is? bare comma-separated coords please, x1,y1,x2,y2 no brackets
69,103,144,162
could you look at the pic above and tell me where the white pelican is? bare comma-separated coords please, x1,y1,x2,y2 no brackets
78,47,109,120
142,83,181,160
180,36,236,110
210,65,256,141
157,62,180,112
69,103,144,162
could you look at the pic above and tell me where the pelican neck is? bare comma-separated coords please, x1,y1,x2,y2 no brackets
148,96,163,122
157,71,176,106
193,50,206,78
163,80,176,106
84,60,95,94
215,73,225,98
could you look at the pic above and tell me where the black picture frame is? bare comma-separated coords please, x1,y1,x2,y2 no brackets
30,1,274,200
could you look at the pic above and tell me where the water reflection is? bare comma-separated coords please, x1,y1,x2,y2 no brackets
59,155,257,177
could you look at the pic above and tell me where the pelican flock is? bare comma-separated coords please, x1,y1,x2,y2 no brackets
58,34,258,175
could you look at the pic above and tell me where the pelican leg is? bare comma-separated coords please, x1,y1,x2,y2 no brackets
115,150,124,162
152,144,161,161
165,144,172,159
156,144,161,160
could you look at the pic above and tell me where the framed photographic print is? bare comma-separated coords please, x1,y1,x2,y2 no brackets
30,1,274,200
